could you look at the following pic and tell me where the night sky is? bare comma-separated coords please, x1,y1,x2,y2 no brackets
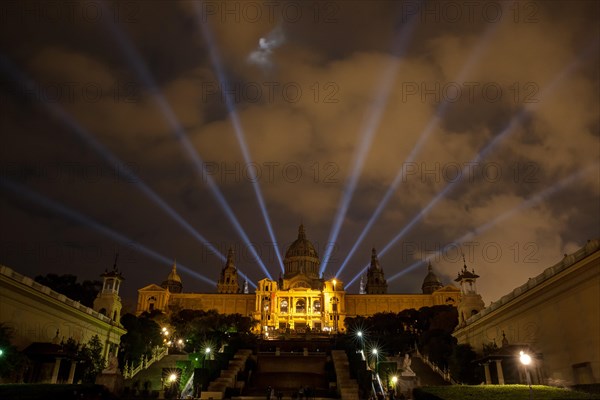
1,1,598,311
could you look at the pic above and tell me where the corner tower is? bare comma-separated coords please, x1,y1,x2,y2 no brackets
162,260,182,293
422,261,443,294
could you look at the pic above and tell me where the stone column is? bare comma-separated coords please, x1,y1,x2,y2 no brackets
51,358,62,384
67,360,77,384
483,362,492,385
495,360,505,385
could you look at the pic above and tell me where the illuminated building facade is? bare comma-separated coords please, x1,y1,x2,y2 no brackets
136,225,462,333
453,240,600,387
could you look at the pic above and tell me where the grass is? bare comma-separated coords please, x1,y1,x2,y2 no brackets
413,385,600,400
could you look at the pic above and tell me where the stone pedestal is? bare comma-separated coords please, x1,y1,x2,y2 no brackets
398,376,417,400
95,372,124,395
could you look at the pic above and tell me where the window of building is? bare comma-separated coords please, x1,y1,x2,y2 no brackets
280,299,288,313
313,300,321,312
296,299,306,313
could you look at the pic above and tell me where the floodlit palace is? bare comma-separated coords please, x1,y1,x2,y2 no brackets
136,224,464,333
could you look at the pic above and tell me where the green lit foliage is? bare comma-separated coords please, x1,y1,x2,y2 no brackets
0,324,27,380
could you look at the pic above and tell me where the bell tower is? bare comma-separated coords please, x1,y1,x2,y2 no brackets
365,248,388,294
455,256,485,326
217,247,241,294
93,254,124,324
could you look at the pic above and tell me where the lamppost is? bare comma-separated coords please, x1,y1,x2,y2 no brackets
519,351,533,400
391,375,398,399
203,347,211,391
168,372,177,393
371,348,379,372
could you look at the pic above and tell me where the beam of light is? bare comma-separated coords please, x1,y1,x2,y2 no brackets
385,163,598,282
237,270,257,289
319,5,422,276
335,24,499,278
193,2,284,274
0,56,224,263
345,40,598,288
346,163,598,288
98,2,272,280
0,177,217,286
0,54,226,265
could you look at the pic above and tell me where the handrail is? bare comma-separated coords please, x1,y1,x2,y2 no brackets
414,348,458,385
123,346,169,379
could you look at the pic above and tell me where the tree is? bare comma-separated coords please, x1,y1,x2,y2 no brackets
0,324,27,381
78,335,106,383
34,274,102,307
119,313,162,368
169,309,256,353
448,344,481,384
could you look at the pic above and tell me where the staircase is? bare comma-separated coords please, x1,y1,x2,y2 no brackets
124,354,189,392
331,350,359,400
201,349,252,399
409,357,450,386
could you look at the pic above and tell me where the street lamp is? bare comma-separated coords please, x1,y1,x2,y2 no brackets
371,348,379,372
202,347,212,391
519,351,533,400
356,330,364,354
391,375,398,398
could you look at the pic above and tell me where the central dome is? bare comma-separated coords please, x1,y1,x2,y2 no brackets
285,224,318,259
283,224,320,279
